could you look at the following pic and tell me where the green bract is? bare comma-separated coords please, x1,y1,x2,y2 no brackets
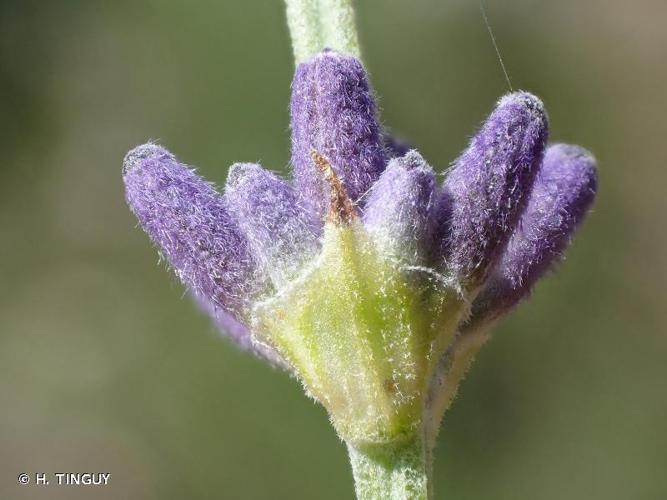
254,221,466,446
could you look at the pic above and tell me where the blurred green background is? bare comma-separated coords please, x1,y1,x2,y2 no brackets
1,0,665,498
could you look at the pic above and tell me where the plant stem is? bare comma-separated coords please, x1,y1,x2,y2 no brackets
347,433,431,500
284,0,360,63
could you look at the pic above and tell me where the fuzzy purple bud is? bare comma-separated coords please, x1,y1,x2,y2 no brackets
469,144,598,325
122,144,267,322
363,151,437,265
225,163,321,288
439,92,549,286
290,50,387,219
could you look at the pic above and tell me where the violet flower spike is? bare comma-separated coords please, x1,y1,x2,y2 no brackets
123,6,598,498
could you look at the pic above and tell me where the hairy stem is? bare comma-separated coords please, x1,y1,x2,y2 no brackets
284,0,360,63
347,434,431,500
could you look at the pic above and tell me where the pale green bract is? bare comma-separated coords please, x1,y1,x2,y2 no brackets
254,221,465,444
252,220,468,499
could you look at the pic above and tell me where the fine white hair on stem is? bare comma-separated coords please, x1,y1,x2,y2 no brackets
284,0,360,63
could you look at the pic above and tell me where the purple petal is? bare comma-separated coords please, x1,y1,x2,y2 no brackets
438,92,549,286
469,144,598,325
363,151,437,265
123,143,268,320
290,50,387,219
224,163,321,287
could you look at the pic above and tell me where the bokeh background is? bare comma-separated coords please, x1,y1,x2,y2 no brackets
2,0,666,498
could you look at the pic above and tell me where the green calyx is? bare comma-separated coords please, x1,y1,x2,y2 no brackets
253,221,466,445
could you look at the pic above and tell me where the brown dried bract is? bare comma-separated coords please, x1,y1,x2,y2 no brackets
311,150,358,225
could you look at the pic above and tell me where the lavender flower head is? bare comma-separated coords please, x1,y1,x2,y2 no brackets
124,48,597,498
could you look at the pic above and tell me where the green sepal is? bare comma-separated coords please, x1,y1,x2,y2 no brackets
253,221,465,445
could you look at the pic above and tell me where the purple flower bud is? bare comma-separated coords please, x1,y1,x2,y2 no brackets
439,92,549,286
122,143,268,321
363,151,437,265
290,50,387,218
224,163,320,287
469,144,597,325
